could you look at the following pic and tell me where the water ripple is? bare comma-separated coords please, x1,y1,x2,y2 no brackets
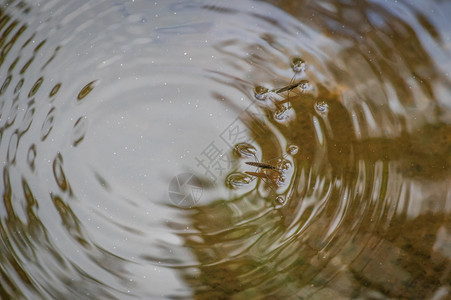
0,0,450,299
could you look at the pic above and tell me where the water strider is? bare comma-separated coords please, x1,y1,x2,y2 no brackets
244,161,283,188
245,161,282,173
254,80,309,101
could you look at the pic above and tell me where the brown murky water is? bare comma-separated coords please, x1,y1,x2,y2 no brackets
0,0,450,299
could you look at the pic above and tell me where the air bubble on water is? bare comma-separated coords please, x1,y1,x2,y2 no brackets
72,116,87,147
291,57,306,73
254,86,269,100
234,142,257,158
299,81,313,92
274,106,289,121
274,196,286,208
315,101,328,115
287,145,299,155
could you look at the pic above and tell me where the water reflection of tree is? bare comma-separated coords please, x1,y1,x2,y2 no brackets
173,1,450,297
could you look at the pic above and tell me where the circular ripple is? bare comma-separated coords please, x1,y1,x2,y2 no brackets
0,0,450,299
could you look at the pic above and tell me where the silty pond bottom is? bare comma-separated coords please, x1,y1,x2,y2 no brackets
0,0,450,299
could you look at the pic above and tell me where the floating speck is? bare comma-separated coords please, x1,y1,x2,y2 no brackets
287,145,299,155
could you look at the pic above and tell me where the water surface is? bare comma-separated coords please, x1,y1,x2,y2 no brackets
0,0,450,299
